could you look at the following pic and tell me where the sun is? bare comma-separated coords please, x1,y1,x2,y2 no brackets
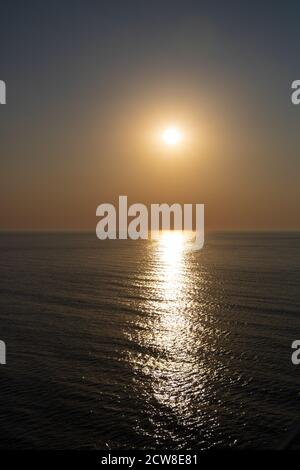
161,126,183,146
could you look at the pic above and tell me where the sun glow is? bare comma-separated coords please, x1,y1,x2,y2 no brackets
159,231,185,265
161,126,183,146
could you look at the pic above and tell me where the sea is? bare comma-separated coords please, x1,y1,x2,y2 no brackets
0,231,299,449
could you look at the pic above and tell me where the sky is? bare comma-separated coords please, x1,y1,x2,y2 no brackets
0,0,299,230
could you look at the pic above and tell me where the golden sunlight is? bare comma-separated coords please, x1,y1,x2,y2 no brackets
161,126,183,146
159,230,185,265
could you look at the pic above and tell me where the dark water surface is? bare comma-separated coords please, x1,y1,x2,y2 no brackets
0,232,299,449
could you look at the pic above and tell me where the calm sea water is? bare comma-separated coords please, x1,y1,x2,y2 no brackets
0,232,299,449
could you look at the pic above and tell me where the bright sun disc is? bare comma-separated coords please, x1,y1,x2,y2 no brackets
162,127,182,146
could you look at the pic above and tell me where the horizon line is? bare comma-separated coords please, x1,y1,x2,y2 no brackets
0,228,300,234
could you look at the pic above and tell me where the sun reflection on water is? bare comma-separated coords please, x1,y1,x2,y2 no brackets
130,232,200,401
156,230,186,302
124,230,220,445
